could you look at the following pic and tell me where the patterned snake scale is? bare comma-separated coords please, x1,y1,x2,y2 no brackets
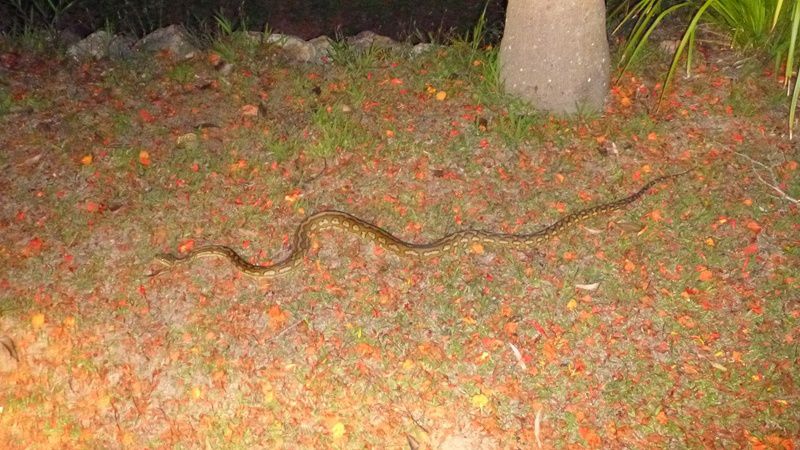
154,169,691,278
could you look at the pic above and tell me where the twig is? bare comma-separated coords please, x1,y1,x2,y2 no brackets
735,152,799,205
534,408,544,448
266,319,303,342
298,157,329,186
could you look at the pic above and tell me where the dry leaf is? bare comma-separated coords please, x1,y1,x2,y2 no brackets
623,260,636,272
575,282,600,291
710,362,727,372
21,153,43,166
138,150,151,166
535,408,544,448
617,222,645,233
1,335,18,359
0,335,19,372
746,221,762,234
507,342,527,370
583,225,603,235
241,104,259,116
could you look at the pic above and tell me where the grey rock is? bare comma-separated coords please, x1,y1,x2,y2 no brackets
108,35,136,60
266,33,316,63
346,30,399,51
235,30,267,44
66,30,113,60
411,43,436,56
134,25,198,60
308,35,334,64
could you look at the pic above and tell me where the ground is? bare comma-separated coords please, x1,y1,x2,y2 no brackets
0,32,797,448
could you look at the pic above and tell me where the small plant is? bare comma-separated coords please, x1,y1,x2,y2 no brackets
213,9,236,36
206,10,267,64
612,0,800,137
446,1,497,70
329,39,382,75
494,101,544,147
263,134,300,162
466,1,492,52
167,62,195,84
477,45,502,93
309,106,363,157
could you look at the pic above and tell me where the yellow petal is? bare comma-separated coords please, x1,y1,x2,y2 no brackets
471,393,489,408
566,299,578,310
191,386,203,399
330,422,346,439
31,313,45,329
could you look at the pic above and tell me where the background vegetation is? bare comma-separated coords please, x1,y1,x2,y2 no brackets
610,0,800,134
2,0,506,40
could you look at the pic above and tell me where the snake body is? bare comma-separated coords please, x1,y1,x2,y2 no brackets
154,170,690,278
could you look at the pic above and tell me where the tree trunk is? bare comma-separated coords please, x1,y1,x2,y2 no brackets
498,0,610,114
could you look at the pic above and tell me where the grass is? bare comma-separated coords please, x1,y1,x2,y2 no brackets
0,26,797,449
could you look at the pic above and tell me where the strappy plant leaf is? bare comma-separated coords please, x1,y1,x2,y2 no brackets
614,0,800,135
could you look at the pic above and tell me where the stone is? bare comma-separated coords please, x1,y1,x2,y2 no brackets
134,25,198,59
66,30,113,60
346,30,399,51
266,33,316,63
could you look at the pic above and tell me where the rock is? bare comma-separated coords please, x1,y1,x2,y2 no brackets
308,35,334,64
62,25,422,66
411,43,436,56
134,25,198,59
108,35,136,60
265,33,316,64
66,30,113,60
346,30,399,51
228,30,267,45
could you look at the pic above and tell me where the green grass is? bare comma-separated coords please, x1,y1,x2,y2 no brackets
309,106,367,158
167,61,195,83
0,87,13,115
329,40,385,75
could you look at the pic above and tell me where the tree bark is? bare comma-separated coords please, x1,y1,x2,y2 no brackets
498,0,610,114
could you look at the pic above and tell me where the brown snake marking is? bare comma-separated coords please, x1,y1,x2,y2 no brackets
153,169,692,278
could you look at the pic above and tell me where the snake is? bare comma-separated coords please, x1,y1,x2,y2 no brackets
153,169,691,278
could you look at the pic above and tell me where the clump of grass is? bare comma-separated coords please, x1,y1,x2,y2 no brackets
309,106,366,158
611,0,800,136
0,87,13,115
328,38,387,76
9,0,76,31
